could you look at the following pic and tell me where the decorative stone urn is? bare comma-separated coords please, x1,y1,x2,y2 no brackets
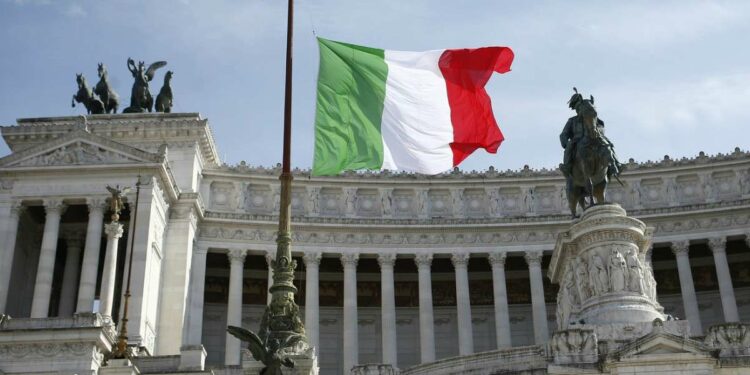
549,204,664,329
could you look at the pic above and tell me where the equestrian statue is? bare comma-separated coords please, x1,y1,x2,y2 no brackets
123,58,167,113
71,73,105,114
559,88,624,218
94,63,119,114
155,70,173,113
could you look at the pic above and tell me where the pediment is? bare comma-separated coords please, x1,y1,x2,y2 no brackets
0,129,163,168
610,332,713,360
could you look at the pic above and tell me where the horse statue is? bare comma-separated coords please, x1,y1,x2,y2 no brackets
94,63,119,114
559,88,623,217
71,73,105,114
155,70,173,113
123,58,167,113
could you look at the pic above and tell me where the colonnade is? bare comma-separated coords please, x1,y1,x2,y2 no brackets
0,198,745,369
0,198,127,319
204,248,554,368
191,234,747,369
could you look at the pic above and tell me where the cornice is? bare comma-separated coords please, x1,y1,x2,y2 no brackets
209,147,749,181
1,113,219,167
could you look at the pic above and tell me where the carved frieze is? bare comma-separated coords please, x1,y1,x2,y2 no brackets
704,323,750,357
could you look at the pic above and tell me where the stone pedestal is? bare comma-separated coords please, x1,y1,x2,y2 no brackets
100,359,141,375
549,204,664,329
179,345,207,371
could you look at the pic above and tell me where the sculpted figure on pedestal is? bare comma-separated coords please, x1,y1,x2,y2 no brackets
589,252,609,295
559,88,623,217
106,184,131,222
574,257,590,301
451,188,464,217
556,269,577,330
306,187,320,215
381,188,392,216
625,249,645,294
608,250,627,292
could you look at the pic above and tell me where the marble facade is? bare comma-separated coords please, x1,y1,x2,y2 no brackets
0,113,749,374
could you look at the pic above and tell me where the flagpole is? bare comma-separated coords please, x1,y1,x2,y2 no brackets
262,0,307,348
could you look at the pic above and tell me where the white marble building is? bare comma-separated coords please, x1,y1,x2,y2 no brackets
0,113,749,374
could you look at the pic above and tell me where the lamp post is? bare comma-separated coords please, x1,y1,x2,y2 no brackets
110,176,144,359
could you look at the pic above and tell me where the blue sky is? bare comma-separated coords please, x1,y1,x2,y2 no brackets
1,0,749,172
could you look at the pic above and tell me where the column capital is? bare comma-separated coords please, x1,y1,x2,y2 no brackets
265,250,276,266
488,252,507,267
303,252,322,266
414,253,433,268
451,252,470,268
671,240,690,256
377,253,397,268
86,197,108,213
193,243,209,255
708,237,727,254
524,250,543,266
10,201,26,216
228,249,247,265
340,252,359,268
63,234,85,249
104,222,124,239
43,199,67,215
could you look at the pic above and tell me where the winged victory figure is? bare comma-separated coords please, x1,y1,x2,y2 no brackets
123,58,167,113
106,185,131,222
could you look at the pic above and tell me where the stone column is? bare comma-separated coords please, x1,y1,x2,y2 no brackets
488,252,511,348
452,252,474,355
30,199,66,318
671,240,702,335
265,251,275,305
341,253,359,373
0,202,24,314
76,198,106,313
708,237,739,322
378,253,398,367
303,252,322,351
525,250,549,344
183,245,208,346
225,249,246,366
58,235,83,316
415,253,436,363
99,222,124,317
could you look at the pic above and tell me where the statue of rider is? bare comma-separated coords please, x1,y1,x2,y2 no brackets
559,88,622,178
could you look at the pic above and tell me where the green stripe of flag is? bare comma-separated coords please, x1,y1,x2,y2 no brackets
312,38,389,176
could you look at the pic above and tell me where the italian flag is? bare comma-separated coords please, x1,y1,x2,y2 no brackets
312,38,514,176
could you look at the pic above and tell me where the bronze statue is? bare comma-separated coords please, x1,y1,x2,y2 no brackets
227,325,300,375
123,58,167,113
72,74,105,114
94,63,119,114
106,185,131,222
155,71,173,113
559,88,623,217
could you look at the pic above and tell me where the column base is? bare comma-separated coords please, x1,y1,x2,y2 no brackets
179,345,207,371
